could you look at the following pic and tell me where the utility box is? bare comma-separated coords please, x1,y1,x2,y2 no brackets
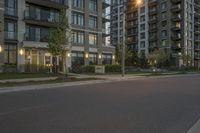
95,65,105,74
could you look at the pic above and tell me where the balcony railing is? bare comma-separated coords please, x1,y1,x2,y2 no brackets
103,0,111,5
195,46,200,50
4,31,17,40
24,10,60,23
4,7,17,16
49,0,67,5
24,33,49,42
171,4,181,12
102,13,110,20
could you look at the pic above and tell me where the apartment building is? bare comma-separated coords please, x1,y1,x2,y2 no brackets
0,0,115,72
0,0,4,72
110,0,125,46
70,0,114,68
194,0,200,67
111,0,200,67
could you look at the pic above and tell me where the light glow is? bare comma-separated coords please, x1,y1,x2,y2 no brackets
85,53,89,59
67,53,71,57
19,49,23,55
0,45,2,53
98,54,102,59
112,55,115,60
136,0,142,5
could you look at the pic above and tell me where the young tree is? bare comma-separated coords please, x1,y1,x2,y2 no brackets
148,49,169,68
181,53,192,67
48,9,70,75
115,43,132,65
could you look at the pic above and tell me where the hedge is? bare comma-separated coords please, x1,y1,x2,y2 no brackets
105,64,121,73
79,64,121,73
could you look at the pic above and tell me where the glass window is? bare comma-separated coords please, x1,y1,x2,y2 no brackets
72,0,84,9
4,44,17,64
89,0,97,12
89,16,97,28
5,0,17,16
89,53,97,65
4,21,17,40
89,34,97,45
72,31,84,44
71,51,84,66
102,54,112,65
72,12,84,26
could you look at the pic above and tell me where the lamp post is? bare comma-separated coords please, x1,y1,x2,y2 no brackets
121,0,142,77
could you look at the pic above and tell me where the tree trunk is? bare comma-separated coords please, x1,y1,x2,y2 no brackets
52,56,57,74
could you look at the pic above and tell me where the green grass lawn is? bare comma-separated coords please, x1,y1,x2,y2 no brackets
0,73,59,80
0,77,97,87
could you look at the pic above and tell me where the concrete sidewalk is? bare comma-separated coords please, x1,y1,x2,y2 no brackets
0,77,58,83
1,73,200,94
0,74,148,93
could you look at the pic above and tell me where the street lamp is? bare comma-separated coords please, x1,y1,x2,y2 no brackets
121,0,142,77
0,45,2,53
19,49,23,55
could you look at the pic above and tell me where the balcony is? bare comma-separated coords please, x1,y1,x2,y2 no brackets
195,21,200,26
25,0,68,10
149,18,157,24
4,31,17,40
171,0,181,3
102,0,110,9
171,4,181,12
4,7,18,20
171,34,181,40
195,46,200,50
24,10,59,27
171,25,181,31
148,8,157,15
195,54,200,59
171,14,181,21
148,0,157,6
149,26,157,31
195,28,200,34
171,42,181,50
195,37,200,42
149,35,157,41
126,38,138,44
24,33,49,42
102,13,110,22
102,28,110,36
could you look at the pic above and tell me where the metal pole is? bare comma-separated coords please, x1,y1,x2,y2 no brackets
122,10,126,77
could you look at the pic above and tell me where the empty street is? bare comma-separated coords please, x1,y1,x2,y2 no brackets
0,75,200,133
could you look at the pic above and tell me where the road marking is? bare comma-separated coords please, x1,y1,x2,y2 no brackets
188,119,200,133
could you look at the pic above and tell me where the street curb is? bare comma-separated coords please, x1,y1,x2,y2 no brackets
0,73,200,94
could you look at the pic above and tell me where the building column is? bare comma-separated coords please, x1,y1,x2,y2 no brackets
0,0,4,72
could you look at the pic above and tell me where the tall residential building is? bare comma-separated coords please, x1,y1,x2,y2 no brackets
0,0,4,72
111,0,200,67
194,0,200,67
110,0,125,46
70,0,114,68
0,0,115,72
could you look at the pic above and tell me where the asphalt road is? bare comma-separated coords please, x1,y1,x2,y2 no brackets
0,75,200,133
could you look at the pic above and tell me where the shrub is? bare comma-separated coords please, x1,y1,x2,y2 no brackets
3,64,17,73
105,64,121,73
81,65,95,73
